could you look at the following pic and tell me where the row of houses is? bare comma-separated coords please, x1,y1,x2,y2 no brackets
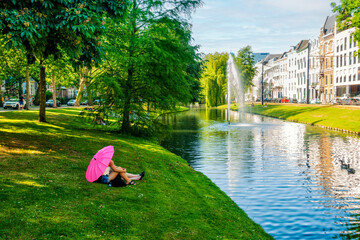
249,14,360,103
0,78,77,101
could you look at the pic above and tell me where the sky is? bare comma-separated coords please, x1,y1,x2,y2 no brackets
191,0,340,55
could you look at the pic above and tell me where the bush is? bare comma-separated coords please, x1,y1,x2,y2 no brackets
46,91,53,101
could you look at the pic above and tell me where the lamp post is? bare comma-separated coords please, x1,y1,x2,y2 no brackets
261,61,264,105
306,41,311,104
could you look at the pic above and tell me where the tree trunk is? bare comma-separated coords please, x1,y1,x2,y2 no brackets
39,62,46,122
75,67,88,106
26,65,30,110
85,81,93,106
52,73,57,108
121,68,132,134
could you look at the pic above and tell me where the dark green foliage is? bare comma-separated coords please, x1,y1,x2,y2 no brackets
0,0,129,122
94,0,203,135
45,90,52,101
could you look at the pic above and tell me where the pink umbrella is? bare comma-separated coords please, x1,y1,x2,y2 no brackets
86,145,114,182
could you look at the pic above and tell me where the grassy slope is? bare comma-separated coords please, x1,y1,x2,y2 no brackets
0,109,273,240
219,103,360,134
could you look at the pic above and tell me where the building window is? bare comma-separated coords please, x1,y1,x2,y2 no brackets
344,53,346,66
341,44,343,51
330,75,333,84
337,56,339,67
337,46,339,52
340,55,343,66
344,75,347,82
354,52,357,64
336,77,339,83
331,57,333,68
350,36,352,48
340,76,342,83
350,52,352,65
345,37,347,50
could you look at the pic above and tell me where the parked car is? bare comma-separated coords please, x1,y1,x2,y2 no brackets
298,99,307,104
80,100,88,105
67,99,76,106
3,98,26,109
310,99,321,104
340,94,350,100
281,98,289,103
289,98,298,103
46,99,61,107
93,99,103,105
341,98,356,105
264,98,271,102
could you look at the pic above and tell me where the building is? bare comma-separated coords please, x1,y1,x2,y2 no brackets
263,54,282,99
294,40,310,102
309,38,320,100
334,25,360,98
252,53,270,64
319,15,336,103
272,52,288,99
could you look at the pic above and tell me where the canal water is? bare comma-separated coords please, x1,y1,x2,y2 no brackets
160,107,360,240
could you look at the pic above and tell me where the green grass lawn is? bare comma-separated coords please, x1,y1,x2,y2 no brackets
219,103,360,134
0,109,273,239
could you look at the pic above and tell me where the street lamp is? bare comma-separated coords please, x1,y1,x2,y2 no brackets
306,41,311,104
261,61,264,105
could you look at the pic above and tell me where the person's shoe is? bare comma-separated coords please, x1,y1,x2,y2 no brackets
127,180,136,185
139,171,145,180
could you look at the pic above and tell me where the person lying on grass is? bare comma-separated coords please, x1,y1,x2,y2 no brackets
96,160,145,186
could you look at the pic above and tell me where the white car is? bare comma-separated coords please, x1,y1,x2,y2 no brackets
3,98,26,109
67,99,76,106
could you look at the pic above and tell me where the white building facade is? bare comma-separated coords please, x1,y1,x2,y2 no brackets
334,27,360,98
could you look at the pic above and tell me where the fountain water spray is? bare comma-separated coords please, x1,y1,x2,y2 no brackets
226,53,245,124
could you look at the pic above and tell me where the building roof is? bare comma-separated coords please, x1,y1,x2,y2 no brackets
295,40,309,52
323,14,337,36
263,54,282,64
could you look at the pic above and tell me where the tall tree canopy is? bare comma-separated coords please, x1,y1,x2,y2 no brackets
0,0,128,122
332,0,360,47
200,52,228,108
234,46,256,90
95,0,202,134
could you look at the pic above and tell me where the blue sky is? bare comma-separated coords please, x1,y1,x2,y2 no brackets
191,0,339,54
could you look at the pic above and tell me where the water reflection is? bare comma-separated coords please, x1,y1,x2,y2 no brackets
160,108,360,240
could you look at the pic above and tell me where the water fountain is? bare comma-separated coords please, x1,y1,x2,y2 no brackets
226,53,245,123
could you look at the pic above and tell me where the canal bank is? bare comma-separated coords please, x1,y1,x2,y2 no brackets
221,103,360,135
0,109,273,239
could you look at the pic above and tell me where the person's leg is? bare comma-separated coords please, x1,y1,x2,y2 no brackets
108,171,119,182
108,171,135,185
126,173,141,180
120,172,135,184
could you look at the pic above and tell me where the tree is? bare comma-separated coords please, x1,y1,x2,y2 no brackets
0,0,128,122
234,46,256,91
200,52,228,107
332,0,360,49
0,37,27,98
96,0,202,134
